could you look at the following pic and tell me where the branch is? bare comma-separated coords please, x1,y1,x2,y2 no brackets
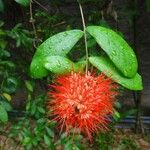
29,0,37,48
78,1,88,74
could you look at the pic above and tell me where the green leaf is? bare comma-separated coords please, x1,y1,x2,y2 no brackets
44,56,74,74
89,56,143,90
25,80,33,92
64,140,72,150
46,127,54,138
0,50,10,58
87,26,138,78
0,0,4,12
113,111,121,121
3,77,18,94
2,93,12,101
44,135,51,146
0,61,16,68
15,0,29,7
0,104,8,122
30,30,83,78
44,56,86,74
0,101,12,111
37,107,45,114
22,137,31,145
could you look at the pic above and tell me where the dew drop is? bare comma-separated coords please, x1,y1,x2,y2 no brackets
112,50,117,56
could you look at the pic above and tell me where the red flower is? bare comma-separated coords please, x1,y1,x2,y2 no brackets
48,71,118,140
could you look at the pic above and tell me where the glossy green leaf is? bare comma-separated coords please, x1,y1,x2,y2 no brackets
15,0,29,7
30,30,83,78
87,26,138,78
89,56,143,90
44,56,74,74
0,105,8,122
44,56,85,74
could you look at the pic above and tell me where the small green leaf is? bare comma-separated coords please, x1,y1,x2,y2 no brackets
89,56,143,90
0,39,7,49
0,101,12,111
0,50,10,58
44,135,51,146
46,127,54,138
22,137,31,145
2,93,11,101
30,30,83,78
3,77,18,94
0,61,15,68
37,107,45,114
87,26,138,78
0,104,8,122
25,80,33,92
64,140,72,150
15,0,29,7
113,111,121,121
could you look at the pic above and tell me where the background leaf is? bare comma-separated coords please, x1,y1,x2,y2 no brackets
30,30,83,78
0,0,4,12
89,56,143,90
87,26,138,78
0,104,8,122
0,101,12,111
2,77,18,94
146,0,150,13
2,93,12,101
25,80,33,92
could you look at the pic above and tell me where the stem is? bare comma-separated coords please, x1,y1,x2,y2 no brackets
78,1,88,74
33,0,48,12
29,0,37,48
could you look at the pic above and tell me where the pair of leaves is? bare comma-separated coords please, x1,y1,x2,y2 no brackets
30,26,143,90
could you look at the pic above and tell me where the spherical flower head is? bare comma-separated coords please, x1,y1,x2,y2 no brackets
48,71,118,140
